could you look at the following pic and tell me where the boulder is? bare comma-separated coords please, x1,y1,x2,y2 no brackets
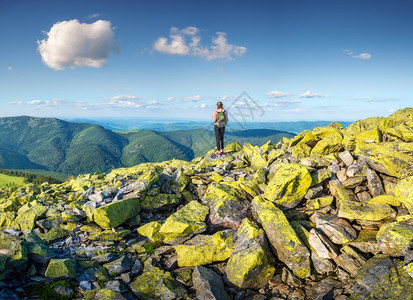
141,193,180,212
103,256,134,276
264,163,312,210
39,227,69,243
315,214,357,244
193,266,231,300
350,254,413,299
45,258,76,279
129,259,187,300
310,169,332,187
174,230,236,267
311,127,343,156
224,141,242,153
309,228,338,259
159,200,209,244
329,179,396,221
243,143,268,169
93,197,140,229
202,182,250,229
306,196,334,211
394,176,413,213
338,150,354,167
359,143,413,178
0,232,27,272
171,167,190,194
225,218,275,289
25,232,55,264
347,230,381,254
368,194,401,207
252,196,311,278
366,168,385,197
137,221,164,242
376,221,413,257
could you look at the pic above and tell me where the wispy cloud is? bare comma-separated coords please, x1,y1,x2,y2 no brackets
8,96,160,110
265,90,292,98
88,13,100,19
344,50,372,60
299,90,330,98
38,19,118,70
166,96,177,102
109,95,142,107
153,26,247,61
345,97,393,103
8,98,82,107
8,66,12,71
194,103,207,109
286,108,307,113
183,95,202,102
274,100,301,106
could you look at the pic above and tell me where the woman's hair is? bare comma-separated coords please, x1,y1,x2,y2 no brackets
217,102,223,109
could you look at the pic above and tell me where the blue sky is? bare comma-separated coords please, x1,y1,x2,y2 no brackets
1,0,412,122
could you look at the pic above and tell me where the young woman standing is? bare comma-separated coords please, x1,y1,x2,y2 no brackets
212,101,229,156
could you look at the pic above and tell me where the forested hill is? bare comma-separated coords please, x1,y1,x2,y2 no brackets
0,116,294,175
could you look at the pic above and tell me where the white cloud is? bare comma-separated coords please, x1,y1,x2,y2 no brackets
345,50,372,60
153,26,247,61
88,13,100,19
38,19,118,70
166,96,177,102
286,108,307,113
109,95,143,108
346,97,392,103
8,100,24,105
8,98,78,107
8,66,12,71
274,100,301,107
354,53,371,60
299,90,330,98
110,95,141,102
183,95,202,102
200,103,207,108
265,90,292,98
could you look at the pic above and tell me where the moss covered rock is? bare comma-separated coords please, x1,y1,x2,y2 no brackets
252,196,311,279
0,232,27,270
93,197,140,229
159,200,209,244
394,176,413,213
350,254,413,300
141,193,180,212
129,259,187,300
171,168,190,194
376,221,413,257
224,141,242,153
45,258,76,279
202,182,250,229
39,227,70,243
174,230,236,267
264,163,312,210
137,221,164,242
330,180,396,221
225,218,275,289
311,127,343,156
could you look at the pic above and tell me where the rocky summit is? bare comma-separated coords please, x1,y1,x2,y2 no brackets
0,108,413,300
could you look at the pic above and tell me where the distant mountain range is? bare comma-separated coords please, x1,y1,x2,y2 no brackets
65,118,353,133
0,116,295,176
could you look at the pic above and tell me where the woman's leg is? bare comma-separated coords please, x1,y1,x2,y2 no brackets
219,127,225,151
214,125,221,151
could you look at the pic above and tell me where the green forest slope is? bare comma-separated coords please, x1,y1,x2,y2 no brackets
0,116,294,176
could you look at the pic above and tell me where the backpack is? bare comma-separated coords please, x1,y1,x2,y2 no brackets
216,110,226,128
